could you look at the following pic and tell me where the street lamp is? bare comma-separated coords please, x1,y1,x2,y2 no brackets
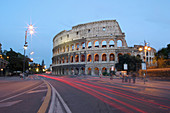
139,41,151,84
23,24,34,76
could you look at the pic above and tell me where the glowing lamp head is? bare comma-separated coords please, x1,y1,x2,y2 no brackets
148,47,151,51
144,46,148,50
29,25,34,30
24,46,27,50
139,47,143,51
31,58,33,61
29,30,34,35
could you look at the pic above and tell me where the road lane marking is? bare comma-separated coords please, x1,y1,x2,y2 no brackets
0,100,22,108
48,82,72,113
27,89,47,94
0,83,43,103
37,80,51,113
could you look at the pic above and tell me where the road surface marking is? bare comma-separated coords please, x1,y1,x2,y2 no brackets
0,100,22,108
27,89,47,94
0,83,43,103
37,80,51,113
48,82,72,113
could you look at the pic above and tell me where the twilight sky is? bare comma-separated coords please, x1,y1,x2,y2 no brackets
0,0,170,67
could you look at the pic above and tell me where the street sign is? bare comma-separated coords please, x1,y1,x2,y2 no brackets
142,63,146,70
124,64,128,70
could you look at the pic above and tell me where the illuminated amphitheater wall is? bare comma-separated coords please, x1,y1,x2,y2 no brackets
52,20,155,76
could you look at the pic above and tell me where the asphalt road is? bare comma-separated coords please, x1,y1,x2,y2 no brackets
0,75,170,113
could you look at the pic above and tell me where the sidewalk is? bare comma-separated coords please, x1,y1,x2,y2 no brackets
78,75,170,90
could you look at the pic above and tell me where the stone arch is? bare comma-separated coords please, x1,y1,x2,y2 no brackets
137,54,141,58
88,67,91,75
102,67,107,73
117,40,122,47
66,68,69,75
94,54,99,61
71,68,74,75
87,54,92,62
71,44,74,51
102,53,107,61
62,68,64,75
118,53,123,61
87,41,92,48
81,67,85,74
63,46,65,52
81,54,85,62
70,56,73,63
81,42,85,49
76,43,79,50
66,45,69,52
66,56,68,63
94,40,99,48
110,53,115,61
58,48,59,53
109,40,114,47
75,55,79,62
62,57,65,63
94,67,99,76
75,68,79,75
102,40,107,48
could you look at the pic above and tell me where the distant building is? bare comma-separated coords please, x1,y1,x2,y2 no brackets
52,20,156,76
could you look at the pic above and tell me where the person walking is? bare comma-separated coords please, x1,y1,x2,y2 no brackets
132,73,136,83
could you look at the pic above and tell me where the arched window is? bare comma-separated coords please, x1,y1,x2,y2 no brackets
94,54,99,61
81,67,85,74
137,54,141,58
59,59,61,64
70,56,73,63
81,42,85,49
58,48,59,53
66,45,69,52
88,67,91,75
94,40,99,48
109,40,114,47
62,57,65,63
118,53,123,61
63,46,65,52
66,56,68,63
110,53,115,61
71,44,74,51
75,55,79,62
102,40,107,48
87,54,92,62
88,41,92,48
102,67,107,73
81,54,85,62
117,40,122,47
102,54,107,61
75,68,79,75
94,67,99,75
76,43,79,50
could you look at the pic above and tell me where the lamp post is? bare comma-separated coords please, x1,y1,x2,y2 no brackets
139,40,151,84
23,24,34,76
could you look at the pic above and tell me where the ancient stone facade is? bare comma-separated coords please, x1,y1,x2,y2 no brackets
52,20,156,76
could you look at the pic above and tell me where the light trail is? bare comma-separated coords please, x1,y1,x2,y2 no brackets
37,74,170,112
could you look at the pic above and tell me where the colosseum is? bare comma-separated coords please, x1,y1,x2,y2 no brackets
52,20,156,76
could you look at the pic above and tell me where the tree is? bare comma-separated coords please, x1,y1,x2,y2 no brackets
2,48,30,73
155,44,170,68
115,54,142,72
155,44,170,59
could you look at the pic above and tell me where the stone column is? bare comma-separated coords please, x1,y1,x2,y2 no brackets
107,53,109,62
